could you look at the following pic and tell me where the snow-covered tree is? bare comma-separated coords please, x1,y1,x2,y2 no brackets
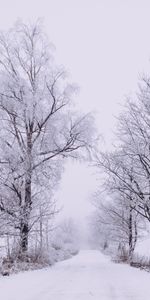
93,72,150,261
91,190,142,261
0,20,95,256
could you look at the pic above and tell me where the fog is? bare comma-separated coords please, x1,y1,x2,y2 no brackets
1,0,150,222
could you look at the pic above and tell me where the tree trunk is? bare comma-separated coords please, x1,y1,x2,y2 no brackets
129,173,134,264
20,130,32,255
46,221,49,250
20,222,29,253
128,204,133,264
39,206,43,252
133,219,138,251
20,175,32,254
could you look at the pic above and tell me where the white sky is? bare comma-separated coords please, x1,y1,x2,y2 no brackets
1,0,150,221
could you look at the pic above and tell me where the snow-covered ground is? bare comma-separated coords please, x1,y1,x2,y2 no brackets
0,250,150,300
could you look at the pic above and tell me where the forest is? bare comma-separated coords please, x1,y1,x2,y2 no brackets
1,1,150,299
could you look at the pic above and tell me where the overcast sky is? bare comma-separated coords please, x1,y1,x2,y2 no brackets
1,0,150,221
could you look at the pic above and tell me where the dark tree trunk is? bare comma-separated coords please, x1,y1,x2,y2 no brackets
20,222,29,253
128,174,134,264
129,204,133,263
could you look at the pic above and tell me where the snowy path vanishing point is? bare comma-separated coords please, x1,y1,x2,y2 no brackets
0,250,150,300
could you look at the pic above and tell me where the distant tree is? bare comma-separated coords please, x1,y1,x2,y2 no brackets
51,218,80,256
91,191,141,262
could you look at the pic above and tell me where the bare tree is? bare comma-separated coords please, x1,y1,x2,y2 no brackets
93,72,150,261
0,20,95,256
91,190,141,262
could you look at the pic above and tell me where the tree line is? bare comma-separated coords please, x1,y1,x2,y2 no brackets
92,74,150,263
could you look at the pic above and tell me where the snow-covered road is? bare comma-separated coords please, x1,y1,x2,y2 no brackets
0,250,150,300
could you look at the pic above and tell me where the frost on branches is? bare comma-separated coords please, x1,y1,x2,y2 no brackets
0,21,95,259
